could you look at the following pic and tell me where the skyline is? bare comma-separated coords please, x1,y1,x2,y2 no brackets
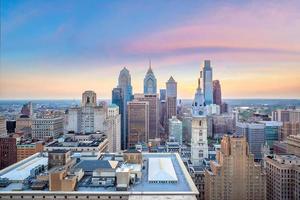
1,0,300,99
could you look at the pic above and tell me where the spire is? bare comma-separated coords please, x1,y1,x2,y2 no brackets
147,59,153,74
197,78,201,89
149,58,151,68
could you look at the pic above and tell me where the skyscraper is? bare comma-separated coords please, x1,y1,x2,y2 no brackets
143,63,157,95
202,60,213,105
127,100,149,148
105,104,121,152
213,80,221,106
134,94,159,141
116,67,133,149
205,135,266,200
159,89,166,101
166,76,177,119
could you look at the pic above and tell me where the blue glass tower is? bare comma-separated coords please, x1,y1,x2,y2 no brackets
203,60,213,105
144,62,157,95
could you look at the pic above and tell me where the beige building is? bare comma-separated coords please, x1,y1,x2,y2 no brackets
0,116,7,136
17,141,44,161
287,134,300,157
127,100,149,148
105,104,121,152
205,135,266,200
15,115,32,135
265,154,300,200
281,122,300,140
32,116,64,140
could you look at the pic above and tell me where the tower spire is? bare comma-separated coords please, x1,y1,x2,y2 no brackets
149,58,151,69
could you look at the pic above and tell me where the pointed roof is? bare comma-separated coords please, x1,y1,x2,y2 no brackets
167,76,176,83
121,67,129,73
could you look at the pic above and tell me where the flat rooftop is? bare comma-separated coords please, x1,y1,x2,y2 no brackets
0,153,198,195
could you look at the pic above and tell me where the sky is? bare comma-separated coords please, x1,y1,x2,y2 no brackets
1,0,300,99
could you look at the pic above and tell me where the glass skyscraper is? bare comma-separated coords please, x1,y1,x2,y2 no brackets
203,60,213,105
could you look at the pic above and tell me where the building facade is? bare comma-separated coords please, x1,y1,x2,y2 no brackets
134,94,159,141
0,137,17,170
265,154,300,200
32,116,64,140
168,116,183,145
143,65,157,95
127,100,149,148
105,104,121,152
205,136,266,200
0,116,7,136
166,76,177,120
212,80,221,106
202,60,213,105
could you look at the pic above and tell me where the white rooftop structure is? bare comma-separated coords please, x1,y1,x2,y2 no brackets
148,157,178,183
0,154,47,181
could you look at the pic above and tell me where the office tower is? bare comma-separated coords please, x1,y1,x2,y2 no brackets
191,76,209,165
168,116,183,145
281,122,300,140
17,141,44,162
0,137,17,170
260,121,282,148
159,89,166,101
272,109,290,122
0,116,7,136
117,67,133,149
213,80,221,106
144,64,157,95
265,154,300,200
221,102,228,113
67,90,106,134
205,135,266,200
166,76,177,119
134,94,159,141
105,104,121,152
202,60,213,105
127,100,149,148
287,134,300,157
32,116,64,140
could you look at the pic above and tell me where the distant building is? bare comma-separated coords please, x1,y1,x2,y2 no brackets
281,122,300,140
144,64,157,95
105,104,121,152
15,115,32,136
0,137,17,170
212,114,234,138
205,135,266,200
32,115,64,140
116,67,133,150
213,80,221,106
202,60,213,105
182,115,192,145
127,100,149,148
17,141,44,162
20,102,33,117
0,116,7,136
260,121,282,148
236,122,265,160
159,89,166,101
134,94,159,141
67,90,106,134
168,116,183,145
166,76,177,120
220,102,228,113
265,154,300,200
287,134,300,157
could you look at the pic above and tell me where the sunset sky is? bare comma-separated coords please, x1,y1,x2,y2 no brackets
1,0,300,99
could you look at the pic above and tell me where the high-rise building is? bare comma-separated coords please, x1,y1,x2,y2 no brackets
168,116,183,145
144,64,157,95
166,76,177,120
272,109,290,122
20,102,33,117
117,67,133,149
281,122,300,140
105,104,121,152
202,60,213,105
0,137,17,170
32,116,64,140
182,115,192,145
127,100,149,148
265,154,300,200
213,80,221,106
134,94,159,141
205,135,266,200
67,90,106,134
159,89,166,101
260,121,283,148
236,122,265,160
0,116,7,136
